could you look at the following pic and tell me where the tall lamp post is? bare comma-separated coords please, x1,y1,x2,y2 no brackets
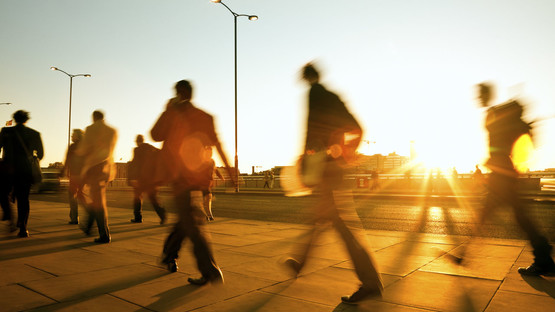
50,67,91,152
211,0,258,192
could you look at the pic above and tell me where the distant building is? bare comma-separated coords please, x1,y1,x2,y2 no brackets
356,152,409,173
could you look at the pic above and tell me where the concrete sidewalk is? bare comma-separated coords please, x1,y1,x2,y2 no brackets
0,200,553,312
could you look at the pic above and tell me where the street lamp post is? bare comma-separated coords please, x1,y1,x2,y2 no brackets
50,67,91,152
211,0,258,192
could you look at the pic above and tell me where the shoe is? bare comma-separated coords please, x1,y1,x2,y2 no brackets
130,219,143,223
341,286,381,305
17,230,29,238
284,257,302,276
94,236,111,244
166,259,178,273
68,220,79,225
207,216,214,222
188,269,224,286
518,263,555,276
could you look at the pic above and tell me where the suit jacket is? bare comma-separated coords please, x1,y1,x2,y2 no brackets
0,124,43,180
76,119,117,180
151,100,220,189
129,142,159,188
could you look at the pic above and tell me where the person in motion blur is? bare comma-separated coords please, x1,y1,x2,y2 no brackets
472,82,554,276
128,134,166,224
0,110,43,237
199,148,224,222
77,110,117,244
152,79,234,285
60,129,85,225
284,64,383,304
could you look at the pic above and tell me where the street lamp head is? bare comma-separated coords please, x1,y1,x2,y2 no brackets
50,66,58,71
248,15,258,21
84,74,92,77
211,0,221,3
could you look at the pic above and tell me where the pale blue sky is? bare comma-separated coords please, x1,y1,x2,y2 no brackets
2,0,555,173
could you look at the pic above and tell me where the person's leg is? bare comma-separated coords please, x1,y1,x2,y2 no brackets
68,178,79,223
161,190,190,272
89,179,110,242
504,178,555,275
185,190,223,284
14,179,31,237
132,187,143,222
203,192,214,221
147,188,166,224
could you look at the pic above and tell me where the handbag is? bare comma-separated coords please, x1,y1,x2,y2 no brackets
14,130,42,185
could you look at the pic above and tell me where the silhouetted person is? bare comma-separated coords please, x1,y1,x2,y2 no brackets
0,110,43,237
474,82,554,275
152,80,234,286
60,129,85,224
472,164,485,192
128,135,166,224
263,171,271,189
200,150,223,222
77,110,117,244
285,64,383,304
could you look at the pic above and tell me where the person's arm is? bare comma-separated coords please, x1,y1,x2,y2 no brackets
35,132,44,160
151,110,171,142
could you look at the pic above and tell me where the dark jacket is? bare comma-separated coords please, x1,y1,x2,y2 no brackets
151,100,220,189
0,124,44,180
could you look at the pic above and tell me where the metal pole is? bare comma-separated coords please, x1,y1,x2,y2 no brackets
234,15,239,192
68,76,73,153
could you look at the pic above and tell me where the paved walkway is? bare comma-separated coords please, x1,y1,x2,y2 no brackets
1,200,554,312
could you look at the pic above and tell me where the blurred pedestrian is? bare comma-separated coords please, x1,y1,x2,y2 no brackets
77,110,117,244
200,149,224,222
471,82,554,275
285,64,383,304
0,110,44,237
152,80,234,285
263,171,271,189
128,135,166,224
60,129,85,225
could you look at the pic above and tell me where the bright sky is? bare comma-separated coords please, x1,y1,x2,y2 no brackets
2,0,555,174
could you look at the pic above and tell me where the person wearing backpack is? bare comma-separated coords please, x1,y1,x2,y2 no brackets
474,82,554,276
0,110,43,238
284,64,383,304
128,134,166,224
152,80,234,285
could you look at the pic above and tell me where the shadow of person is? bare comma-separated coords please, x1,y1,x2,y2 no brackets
521,275,555,298
146,283,205,311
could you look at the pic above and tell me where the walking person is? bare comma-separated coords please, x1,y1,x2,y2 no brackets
200,150,224,222
0,110,44,237
128,135,166,224
77,110,117,244
152,80,234,285
60,129,85,225
263,171,271,189
285,64,383,304
471,82,555,275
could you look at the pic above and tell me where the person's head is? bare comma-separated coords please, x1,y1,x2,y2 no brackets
92,110,104,122
71,129,84,143
136,134,144,146
302,63,319,85
13,110,30,124
175,80,193,101
477,82,494,107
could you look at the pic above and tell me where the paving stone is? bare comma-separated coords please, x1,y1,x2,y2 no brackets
382,271,500,311
0,259,56,286
21,263,168,302
194,290,333,312
110,271,276,312
485,290,555,312
500,265,555,297
29,294,150,312
0,284,56,312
